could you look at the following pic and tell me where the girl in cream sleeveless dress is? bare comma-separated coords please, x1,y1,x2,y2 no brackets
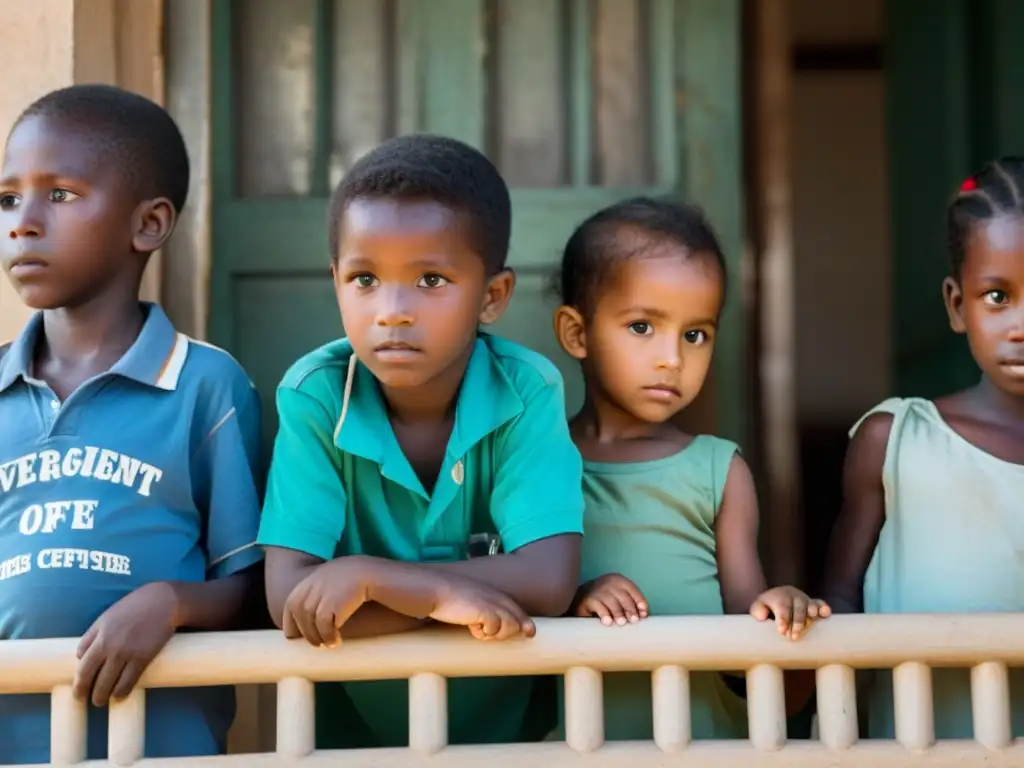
855,397,1024,738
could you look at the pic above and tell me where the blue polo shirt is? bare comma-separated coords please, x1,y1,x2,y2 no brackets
0,303,264,763
258,333,584,748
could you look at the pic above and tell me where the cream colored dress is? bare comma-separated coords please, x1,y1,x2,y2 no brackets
855,397,1024,738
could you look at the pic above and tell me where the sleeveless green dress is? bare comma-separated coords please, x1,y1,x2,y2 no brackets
856,397,1024,738
553,436,748,740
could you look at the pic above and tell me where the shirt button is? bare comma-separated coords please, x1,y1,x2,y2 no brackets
50,400,59,411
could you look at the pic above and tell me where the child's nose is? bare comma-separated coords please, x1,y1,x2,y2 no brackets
374,286,415,326
655,350,682,371
7,202,44,240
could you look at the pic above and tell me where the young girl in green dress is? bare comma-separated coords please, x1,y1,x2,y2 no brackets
553,197,829,740
822,157,1024,738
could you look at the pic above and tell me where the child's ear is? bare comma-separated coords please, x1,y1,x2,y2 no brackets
554,305,587,360
131,197,176,254
479,268,515,325
942,276,967,333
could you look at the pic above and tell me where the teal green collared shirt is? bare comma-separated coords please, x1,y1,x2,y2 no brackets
257,333,583,748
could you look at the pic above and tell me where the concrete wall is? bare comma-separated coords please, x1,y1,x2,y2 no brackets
0,2,76,342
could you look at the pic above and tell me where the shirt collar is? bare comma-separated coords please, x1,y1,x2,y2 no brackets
0,302,189,393
0,312,40,393
334,334,525,473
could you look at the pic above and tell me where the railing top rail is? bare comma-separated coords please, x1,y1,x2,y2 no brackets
2,614,1023,694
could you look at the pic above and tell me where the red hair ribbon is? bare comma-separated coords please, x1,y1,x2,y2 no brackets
961,177,977,192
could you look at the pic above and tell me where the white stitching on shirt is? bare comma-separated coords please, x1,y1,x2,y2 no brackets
333,354,358,443
208,540,257,569
191,407,238,460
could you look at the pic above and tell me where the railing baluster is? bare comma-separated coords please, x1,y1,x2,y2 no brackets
747,663,786,750
565,666,604,753
108,688,145,766
50,684,86,765
972,661,1011,749
276,676,315,757
651,665,690,752
816,663,857,749
893,661,934,750
409,672,448,754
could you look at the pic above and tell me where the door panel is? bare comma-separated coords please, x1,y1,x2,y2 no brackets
887,0,1024,398
234,277,339,448
233,0,318,198
886,0,973,398
211,0,743,447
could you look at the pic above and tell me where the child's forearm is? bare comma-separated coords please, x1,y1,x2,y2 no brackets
421,534,581,616
294,555,446,638
265,548,434,638
359,557,454,618
166,572,251,630
339,602,430,639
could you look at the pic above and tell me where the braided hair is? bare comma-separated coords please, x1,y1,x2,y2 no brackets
948,157,1024,279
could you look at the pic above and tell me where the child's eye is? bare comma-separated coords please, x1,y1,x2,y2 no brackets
418,274,449,289
49,189,79,203
983,289,1009,306
627,322,653,336
684,329,708,345
351,274,379,288
0,193,19,208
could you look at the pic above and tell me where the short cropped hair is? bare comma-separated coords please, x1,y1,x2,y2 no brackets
14,84,190,213
327,134,512,273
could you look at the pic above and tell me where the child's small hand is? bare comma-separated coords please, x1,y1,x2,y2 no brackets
429,577,536,641
574,573,649,626
73,582,179,707
749,586,831,640
282,559,369,648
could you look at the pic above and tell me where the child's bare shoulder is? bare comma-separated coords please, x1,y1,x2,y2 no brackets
851,411,896,451
844,399,913,483
848,396,925,450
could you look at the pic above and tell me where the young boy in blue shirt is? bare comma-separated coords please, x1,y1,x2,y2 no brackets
0,85,263,762
258,134,584,748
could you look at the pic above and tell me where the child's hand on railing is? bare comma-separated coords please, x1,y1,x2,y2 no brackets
428,576,536,641
572,573,649,626
281,558,370,648
73,581,179,707
749,586,831,641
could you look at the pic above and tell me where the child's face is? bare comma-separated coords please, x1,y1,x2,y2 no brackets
945,214,1024,397
567,250,723,424
332,198,512,390
0,115,147,310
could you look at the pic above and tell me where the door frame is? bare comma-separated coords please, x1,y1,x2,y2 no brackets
161,0,214,342
744,0,800,587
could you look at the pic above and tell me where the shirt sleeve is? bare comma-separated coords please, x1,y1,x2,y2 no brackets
257,386,346,561
489,376,585,553
192,380,265,580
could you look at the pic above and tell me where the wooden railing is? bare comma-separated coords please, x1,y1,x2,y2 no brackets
8,614,1024,766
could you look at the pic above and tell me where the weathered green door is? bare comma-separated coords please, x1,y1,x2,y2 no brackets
210,0,744,450
887,0,1024,397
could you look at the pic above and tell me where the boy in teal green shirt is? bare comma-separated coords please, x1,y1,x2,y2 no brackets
257,135,584,748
